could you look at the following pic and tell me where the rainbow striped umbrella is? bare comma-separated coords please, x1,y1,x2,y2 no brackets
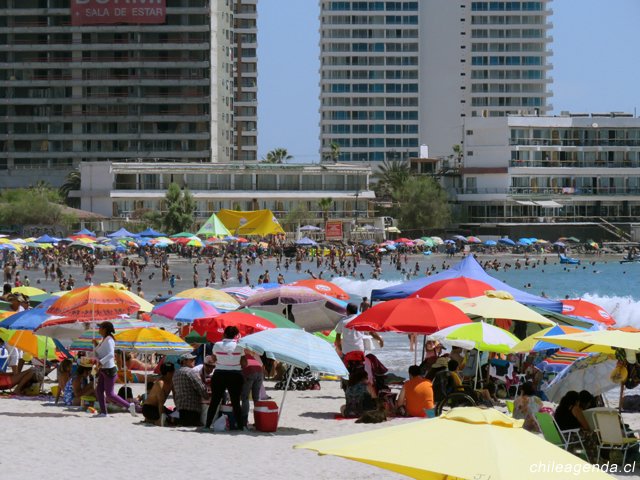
173,287,239,311
114,327,192,355
151,298,220,324
534,350,589,373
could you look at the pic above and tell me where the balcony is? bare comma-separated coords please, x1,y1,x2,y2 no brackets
507,187,640,196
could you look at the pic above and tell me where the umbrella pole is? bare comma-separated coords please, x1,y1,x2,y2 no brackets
278,365,294,422
619,383,625,413
41,335,48,394
123,350,128,397
474,349,479,390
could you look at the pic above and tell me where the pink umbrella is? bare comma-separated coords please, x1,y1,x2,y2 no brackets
151,298,219,324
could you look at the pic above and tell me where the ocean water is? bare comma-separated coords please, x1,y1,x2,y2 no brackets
330,255,640,375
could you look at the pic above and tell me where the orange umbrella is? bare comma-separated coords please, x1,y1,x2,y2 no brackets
288,279,350,300
408,276,493,300
44,285,140,323
561,299,616,326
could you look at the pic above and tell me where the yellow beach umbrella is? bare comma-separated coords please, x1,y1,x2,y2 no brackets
451,291,555,327
174,288,239,309
12,286,46,297
542,329,640,355
100,282,128,290
295,407,614,479
114,327,192,355
100,283,153,312
0,328,57,360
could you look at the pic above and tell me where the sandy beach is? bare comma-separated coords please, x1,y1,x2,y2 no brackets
2,378,640,480
1,380,410,480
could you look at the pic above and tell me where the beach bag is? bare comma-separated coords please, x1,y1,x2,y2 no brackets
213,414,229,432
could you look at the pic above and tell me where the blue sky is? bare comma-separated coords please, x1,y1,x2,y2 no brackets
257,0,640,161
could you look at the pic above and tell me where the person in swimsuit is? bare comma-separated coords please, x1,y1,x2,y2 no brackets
142,363,175,426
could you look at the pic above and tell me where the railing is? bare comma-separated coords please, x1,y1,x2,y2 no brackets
510,139,640,147
459,214,639,224
114,209,371,220
113,182,364,192
510,160,640,168
507,187,640,196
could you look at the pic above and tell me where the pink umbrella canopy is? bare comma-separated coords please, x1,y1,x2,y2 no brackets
151,298,220,324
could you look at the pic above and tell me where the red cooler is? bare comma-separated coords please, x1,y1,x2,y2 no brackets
253,400,279,432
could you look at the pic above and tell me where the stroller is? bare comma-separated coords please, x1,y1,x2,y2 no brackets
274,366,320,391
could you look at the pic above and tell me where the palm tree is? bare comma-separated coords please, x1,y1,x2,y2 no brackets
373,158,410,199
323,142,340,163
318,197,334,222
59,169,81,207
452,144,463,166
261,147,292,164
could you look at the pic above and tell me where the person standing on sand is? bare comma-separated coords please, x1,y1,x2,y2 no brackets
206,326,246,431
93,321,137,417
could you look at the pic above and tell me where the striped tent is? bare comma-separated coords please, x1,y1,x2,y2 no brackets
534,350,590,373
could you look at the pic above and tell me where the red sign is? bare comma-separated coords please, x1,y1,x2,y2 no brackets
71,0,166,26
325,221,343,241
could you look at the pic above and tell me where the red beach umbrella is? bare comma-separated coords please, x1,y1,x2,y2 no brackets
561,299,616,326
288,279,350,300
193,312,277,342
346,298,471,334
408,277,494,300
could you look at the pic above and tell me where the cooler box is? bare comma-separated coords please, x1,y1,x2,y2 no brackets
254,400,279,432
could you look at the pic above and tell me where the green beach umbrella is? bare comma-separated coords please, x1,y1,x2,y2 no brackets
239,308,302,330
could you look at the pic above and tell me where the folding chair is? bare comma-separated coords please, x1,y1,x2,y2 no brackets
535,412,589,461
593,410,639,465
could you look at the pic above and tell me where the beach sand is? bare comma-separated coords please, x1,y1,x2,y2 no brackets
3,379,640,480
1,380,408,480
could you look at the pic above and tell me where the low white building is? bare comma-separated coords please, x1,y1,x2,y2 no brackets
457,113,640,225
76,161,377,229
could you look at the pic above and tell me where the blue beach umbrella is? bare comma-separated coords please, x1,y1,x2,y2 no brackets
0,297,59,331
484,240,497,246
239,328,347,377
498,238,515,246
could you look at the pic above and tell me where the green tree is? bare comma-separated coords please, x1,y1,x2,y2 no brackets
162,183,195,234
318,197,334,222
59,169,81,208
373,158,410,199
323,142,341,163
261,147,292,164
284,203,310,230
392,176,451,231
0,188,76,228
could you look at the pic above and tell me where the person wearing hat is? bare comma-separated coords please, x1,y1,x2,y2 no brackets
172,352,208,426
192,355,216,396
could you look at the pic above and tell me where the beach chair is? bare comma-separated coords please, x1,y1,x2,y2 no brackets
535,412,588,461
592,410,639,465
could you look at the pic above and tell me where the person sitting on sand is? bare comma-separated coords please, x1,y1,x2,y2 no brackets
173,353,208,426
55,358,73,404
513,381,542,432
341,367,377,418
62,365,94,407
396,365,434,417
142,363,175,426
0,360,52,395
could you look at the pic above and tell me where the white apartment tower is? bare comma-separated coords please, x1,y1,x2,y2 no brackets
319,1,421,163
319,0,553,162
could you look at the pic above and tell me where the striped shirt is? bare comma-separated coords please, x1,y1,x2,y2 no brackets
212,339,243,371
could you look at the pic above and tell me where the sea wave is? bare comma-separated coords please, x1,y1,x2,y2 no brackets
582,293,640,328
331,277,402,300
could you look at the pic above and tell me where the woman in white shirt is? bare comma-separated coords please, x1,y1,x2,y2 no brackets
93,321,136,417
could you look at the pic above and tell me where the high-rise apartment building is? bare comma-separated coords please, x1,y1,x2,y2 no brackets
233,0,258,162
319,1,420,163
0,0,255,189
319,0,553,162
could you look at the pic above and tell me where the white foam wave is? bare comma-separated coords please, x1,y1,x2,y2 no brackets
582,293,640,328
331,277,402,300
